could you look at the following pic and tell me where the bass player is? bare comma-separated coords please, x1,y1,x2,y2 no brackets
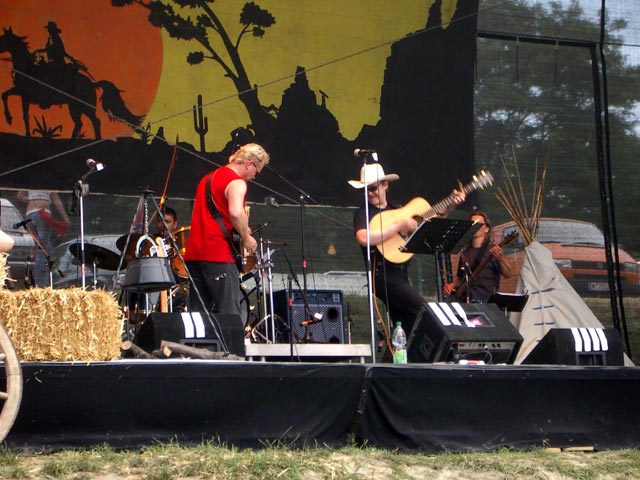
442,210,517,303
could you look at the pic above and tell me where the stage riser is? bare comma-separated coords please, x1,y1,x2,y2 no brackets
6,362,640,453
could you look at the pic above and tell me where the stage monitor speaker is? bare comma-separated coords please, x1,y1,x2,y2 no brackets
522,327,624,366
136,312,244,356
272,290,345,344
407,302,523,364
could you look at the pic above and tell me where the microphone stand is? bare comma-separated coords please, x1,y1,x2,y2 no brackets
281,249,317,346
298,193,311,295
361,156,378,365
462,261,471,304
287,274,295,361
262,164,317,298
17,221,62,288
74,164,100,290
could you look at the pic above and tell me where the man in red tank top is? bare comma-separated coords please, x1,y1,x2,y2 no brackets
184,143,270,354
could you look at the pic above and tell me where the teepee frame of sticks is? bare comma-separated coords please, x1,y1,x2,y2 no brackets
495,145,550,240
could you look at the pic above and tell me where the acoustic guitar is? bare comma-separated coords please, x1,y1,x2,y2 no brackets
371,170,494,264
452,230,519,299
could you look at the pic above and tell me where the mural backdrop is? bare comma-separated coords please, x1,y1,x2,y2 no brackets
0,0,478,207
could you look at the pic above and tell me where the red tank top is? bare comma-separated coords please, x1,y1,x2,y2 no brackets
184,166,245,262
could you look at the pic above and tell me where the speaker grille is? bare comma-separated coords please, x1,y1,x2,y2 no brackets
273,290,345,344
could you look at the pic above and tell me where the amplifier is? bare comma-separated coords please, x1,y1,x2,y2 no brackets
408,302,523,364
272,290,345,344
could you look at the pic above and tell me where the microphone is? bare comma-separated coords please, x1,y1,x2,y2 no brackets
13,218,32,229
353,148,377,157
252,221,269,235
86,158,105,171
300,312,323,326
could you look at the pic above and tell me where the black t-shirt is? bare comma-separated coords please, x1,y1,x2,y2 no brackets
457,241,501,302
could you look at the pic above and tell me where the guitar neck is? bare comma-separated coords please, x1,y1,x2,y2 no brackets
454,231,519,292
374,170,493,265
421,182,484,221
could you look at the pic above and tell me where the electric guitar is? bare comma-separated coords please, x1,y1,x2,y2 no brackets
371,171,494,264
452,230,519,299
232,206,254,273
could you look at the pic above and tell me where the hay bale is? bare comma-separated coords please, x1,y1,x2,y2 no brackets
0,288,124,361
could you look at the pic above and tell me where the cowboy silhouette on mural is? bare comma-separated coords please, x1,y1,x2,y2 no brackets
33,22,89,108
0,23,143,139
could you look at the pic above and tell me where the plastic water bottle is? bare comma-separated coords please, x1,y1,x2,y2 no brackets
391,322,407,364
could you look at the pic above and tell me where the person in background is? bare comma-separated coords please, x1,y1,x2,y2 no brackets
442,210,517,303
155,206,179,239
16,190,70,287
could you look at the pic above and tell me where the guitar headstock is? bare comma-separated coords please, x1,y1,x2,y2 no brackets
501,230,519,246
470,170,494,191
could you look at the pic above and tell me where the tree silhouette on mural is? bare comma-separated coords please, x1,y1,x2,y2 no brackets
0,26,144,139
113,0,277,143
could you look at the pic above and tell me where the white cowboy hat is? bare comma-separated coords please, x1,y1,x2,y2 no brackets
348,163,399,189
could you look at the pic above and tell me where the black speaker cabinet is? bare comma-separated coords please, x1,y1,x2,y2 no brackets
522,328,624,366
272,290,345,343
136,312,244,356
407,302,523,364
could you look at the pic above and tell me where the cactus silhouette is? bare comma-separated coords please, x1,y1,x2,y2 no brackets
192,94,209,152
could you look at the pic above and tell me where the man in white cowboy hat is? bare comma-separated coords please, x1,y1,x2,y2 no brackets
350,162,466,360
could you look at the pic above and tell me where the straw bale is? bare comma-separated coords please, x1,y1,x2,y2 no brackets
0,288,124,362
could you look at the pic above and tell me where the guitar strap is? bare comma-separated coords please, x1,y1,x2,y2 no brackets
205,171,242,262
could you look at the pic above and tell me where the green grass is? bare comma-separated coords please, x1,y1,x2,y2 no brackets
1,444,639,479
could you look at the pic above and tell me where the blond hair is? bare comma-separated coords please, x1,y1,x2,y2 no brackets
229,143,270,169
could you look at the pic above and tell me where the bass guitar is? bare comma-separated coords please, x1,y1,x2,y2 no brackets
371,170,494,264
452,230,519,299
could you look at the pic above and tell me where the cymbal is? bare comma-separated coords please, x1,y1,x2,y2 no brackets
69,243,121,271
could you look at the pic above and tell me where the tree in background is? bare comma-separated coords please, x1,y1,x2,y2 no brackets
112,0,277,143
474,0,640,255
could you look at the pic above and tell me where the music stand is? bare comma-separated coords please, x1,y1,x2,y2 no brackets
402,218,479,255
488,293,529,313
401,218,481,302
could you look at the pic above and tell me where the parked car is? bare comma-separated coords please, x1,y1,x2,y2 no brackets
490,218,640,296
0,198,36,289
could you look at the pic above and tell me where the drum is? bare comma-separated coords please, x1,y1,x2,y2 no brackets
171,226,190,279
122,257,175,293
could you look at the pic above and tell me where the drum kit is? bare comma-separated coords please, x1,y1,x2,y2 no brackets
113,228,191,285
67,220,285,343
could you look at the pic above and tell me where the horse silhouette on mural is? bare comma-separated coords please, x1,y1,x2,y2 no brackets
0,25,144,139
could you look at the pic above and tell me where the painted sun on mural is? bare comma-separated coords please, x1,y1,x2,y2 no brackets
0,0,475,207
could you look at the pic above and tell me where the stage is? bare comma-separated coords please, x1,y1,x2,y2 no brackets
6,358,640,453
